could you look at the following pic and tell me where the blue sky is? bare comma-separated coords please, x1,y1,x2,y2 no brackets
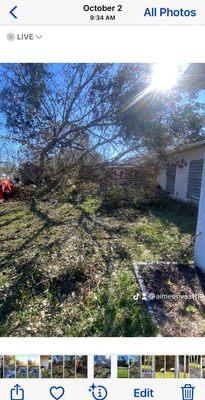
1,63,205,166
198,90,205,103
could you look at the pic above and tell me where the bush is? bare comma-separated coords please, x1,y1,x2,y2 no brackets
100,186,144,213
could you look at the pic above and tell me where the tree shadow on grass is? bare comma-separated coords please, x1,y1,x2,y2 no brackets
149,199,198,236
0,215,25,229
0,256,45,335
0,201,87,335
17,201,63,253
0,200,65,270
0,199,135,336
78,210,131,276
29,200,57,227
0,253,88,336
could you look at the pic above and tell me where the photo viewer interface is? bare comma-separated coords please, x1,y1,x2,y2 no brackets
1,0,205,399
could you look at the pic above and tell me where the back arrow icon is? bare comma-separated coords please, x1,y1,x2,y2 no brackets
10,6,18,19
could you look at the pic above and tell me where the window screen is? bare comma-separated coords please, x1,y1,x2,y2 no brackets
187,159,204,202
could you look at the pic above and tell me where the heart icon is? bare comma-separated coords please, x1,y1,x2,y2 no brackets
50,386,65,400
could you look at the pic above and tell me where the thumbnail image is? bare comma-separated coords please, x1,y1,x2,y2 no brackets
28,355,40,378
76,356,87,379
40,356,52,378
141,356,154,378
52,355,64,378
94,356,111,379
165,356,175,378
117,356,129,378
16,356,28,379
4,356,15,379
129,356,141,378
0,356,3,378
16,355,28,379
202,356,205,378
155,356,165,379
64,356,75,378
178,356,190,378
1,63,205,338
189,355,201,378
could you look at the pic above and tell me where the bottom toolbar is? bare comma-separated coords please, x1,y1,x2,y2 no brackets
0,380,203,400
0,356,204,399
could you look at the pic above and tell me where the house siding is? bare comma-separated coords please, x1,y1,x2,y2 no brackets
195,153,205,270
187,159,204,202
160,145,205,204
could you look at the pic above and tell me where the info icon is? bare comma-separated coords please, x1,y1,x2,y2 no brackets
89,383,108,400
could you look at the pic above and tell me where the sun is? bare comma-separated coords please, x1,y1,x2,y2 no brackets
151,62,181,92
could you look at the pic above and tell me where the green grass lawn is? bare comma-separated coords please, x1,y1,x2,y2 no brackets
178,373,190,378
117,367,129,378
155,372,174,378
0,186,197,336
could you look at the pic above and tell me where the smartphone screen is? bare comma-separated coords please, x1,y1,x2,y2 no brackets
0,2,205,399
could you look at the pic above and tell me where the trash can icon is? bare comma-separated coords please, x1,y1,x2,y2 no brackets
181,384,195,400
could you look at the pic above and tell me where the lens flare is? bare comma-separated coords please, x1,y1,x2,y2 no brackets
151,62,180,92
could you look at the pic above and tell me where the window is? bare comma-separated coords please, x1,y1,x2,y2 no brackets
187,159,204,202
166,164,176,194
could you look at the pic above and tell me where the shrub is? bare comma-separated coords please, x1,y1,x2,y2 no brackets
100,186,142,212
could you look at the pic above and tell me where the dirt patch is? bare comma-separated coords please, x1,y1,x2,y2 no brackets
141,262,205,337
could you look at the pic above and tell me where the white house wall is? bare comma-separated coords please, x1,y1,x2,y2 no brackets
160,145,205,204
195,153,205,271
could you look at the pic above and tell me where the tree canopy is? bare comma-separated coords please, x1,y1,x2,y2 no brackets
0,63,204,174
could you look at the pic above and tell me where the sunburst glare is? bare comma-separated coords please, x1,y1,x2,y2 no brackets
151,62,181,92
